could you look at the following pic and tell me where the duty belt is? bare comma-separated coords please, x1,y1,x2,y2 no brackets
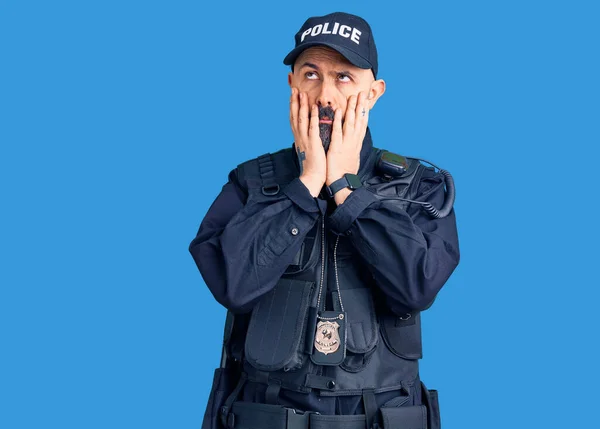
225,401,428,429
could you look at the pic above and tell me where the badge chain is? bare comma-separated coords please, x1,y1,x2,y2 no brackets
315,216,345,321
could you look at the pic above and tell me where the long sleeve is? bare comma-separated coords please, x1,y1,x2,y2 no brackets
189,170,326,313
327,168,460,314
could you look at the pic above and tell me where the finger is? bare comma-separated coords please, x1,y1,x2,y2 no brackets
356,91,365,116
298,92,309,138
308,104,319,140
331,107,343,149
344,95,358,133
356,91,369,127
289,88,299,133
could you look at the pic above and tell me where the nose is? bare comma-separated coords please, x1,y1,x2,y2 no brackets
315,81,335,108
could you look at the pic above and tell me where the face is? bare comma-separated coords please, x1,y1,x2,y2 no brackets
288,46,385,150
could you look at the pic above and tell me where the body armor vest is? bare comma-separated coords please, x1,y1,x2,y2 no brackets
227,146,430,399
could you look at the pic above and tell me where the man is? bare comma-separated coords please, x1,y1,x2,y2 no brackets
190,11,460,429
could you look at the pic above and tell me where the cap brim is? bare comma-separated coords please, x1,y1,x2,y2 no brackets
283,42,372,70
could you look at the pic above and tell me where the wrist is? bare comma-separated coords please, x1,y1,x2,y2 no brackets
326,171,346,186
326,173,362,202
299,174,325,197
333,188,352,205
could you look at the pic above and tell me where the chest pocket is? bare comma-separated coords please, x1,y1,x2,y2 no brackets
284,221,320,275
381,311,423,360
245,278,315,372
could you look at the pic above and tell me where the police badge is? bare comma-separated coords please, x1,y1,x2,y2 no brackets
310,310,347,366
315,320,341,354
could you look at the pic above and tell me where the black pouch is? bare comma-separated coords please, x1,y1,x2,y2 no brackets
245,278,314,372
332,288,378,354
379,405,427,429
201,366,239,429
421,381,441,429
330,288,379,372
380,311,422,360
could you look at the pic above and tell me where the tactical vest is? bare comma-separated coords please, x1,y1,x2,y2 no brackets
210,147,442,429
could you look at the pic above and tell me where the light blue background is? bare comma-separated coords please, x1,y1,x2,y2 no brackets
1,1,598,428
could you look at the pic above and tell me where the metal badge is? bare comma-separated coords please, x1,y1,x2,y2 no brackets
314,320,341,355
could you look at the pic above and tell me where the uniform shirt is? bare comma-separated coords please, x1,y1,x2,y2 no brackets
189,129,460,414
189,129,460,315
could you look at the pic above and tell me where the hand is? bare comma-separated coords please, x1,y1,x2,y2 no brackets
326,91,370,204
290,88,326,197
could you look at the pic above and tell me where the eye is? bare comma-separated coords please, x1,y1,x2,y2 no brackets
338,74,351,83
305,71,319,80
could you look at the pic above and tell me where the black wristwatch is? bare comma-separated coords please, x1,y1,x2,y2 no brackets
326,174,363,198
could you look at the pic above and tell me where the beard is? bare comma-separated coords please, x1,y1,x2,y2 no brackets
319,123,332,152
318,105,335,152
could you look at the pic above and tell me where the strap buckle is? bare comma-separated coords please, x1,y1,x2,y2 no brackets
262,184,280,196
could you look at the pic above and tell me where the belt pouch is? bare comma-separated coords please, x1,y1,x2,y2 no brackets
201,366,239,429
230,402,287,429
245,278,314,372
421,381,441,429
380,405,427,429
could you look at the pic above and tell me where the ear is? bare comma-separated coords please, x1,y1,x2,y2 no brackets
367,79,386,109
288,71,294,88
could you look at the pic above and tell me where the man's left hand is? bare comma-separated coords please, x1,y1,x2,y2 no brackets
326,91,370,205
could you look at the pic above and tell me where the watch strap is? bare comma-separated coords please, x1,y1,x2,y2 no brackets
326,174,362,198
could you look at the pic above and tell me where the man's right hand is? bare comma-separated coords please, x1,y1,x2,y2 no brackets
290,88,326,197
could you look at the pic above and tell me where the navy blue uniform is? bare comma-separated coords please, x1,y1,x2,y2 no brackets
189,131,460,414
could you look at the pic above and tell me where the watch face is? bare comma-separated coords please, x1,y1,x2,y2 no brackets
346,174,362,189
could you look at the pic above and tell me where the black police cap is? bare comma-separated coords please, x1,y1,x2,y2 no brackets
283,12,379,79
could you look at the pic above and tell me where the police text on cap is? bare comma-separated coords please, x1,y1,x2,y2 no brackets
300,22,362,45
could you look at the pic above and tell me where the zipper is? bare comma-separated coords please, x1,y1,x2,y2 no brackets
316,215,327,311
315,214,345,314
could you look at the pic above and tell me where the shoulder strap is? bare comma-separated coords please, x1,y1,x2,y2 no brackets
236,148,298,195
257,153,279,196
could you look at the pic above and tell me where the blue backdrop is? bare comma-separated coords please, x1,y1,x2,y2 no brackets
1,1,599,428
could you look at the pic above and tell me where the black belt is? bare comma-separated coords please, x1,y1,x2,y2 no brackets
226,401,427,429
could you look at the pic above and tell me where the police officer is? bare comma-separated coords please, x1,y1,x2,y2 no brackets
190,11,460,429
